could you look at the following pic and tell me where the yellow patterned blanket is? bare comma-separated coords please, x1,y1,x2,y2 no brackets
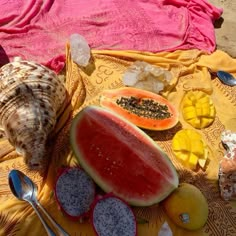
0,46,236,236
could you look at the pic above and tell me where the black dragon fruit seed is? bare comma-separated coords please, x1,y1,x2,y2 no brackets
55,167,95,218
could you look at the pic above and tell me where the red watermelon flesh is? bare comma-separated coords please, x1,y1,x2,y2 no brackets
70,106,179,206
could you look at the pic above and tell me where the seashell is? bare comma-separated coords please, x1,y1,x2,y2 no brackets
0,60,67,169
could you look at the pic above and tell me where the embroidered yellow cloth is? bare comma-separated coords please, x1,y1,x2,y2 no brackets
0,46,236,236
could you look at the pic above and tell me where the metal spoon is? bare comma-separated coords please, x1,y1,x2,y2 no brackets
8,169,69,236
216,71,236,86
209,69,236,86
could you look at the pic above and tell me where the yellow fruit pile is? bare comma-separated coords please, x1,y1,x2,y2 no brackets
162,183,209,231
172,129,208,170
182,90,215,129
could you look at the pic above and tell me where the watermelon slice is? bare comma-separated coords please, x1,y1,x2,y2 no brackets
70,106,179,206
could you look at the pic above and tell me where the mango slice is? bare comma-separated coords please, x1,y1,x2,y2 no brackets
182,91,215,129
172,129,208,170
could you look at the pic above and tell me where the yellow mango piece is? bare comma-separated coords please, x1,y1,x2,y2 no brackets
189,118,201,128
201,107,210,116
174,130,186,139
195,91,206,100
203,147,209,159
198,147,208,169
183,106,196,114
191,140,204,157
175,151,189,162
183,109,197,120
189,153,199,170
187,92,197,103
173,132,190,151
181,91,216,129
172,129,209,170
201,117,213,128
195,102,203,109
198,149,208,168
183,112,197,121
198,159,207,169
182,97,193,107
172,138,180,151
198,95,209,104
196,107,202,116
172,138,188,151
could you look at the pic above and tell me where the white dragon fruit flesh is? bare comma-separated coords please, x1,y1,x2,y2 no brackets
92,195,137,236
55,167,96,218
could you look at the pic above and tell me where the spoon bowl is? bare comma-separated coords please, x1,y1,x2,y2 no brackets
216,71,236,86
208,69,236,86
8,169,69,236
9,169,34,201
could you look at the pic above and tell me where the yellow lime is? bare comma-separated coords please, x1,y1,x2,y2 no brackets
162,183,209,231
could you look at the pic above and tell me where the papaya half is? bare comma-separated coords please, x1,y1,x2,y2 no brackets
100,87,179,131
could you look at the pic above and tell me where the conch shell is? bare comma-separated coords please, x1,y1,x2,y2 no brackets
0,60,67,169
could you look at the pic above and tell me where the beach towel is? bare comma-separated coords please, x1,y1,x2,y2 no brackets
0,0,222,73
0,47,236,236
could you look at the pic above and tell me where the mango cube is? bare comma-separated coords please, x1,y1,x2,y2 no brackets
189,153,199,169
181,90,216,129
172,129,209,170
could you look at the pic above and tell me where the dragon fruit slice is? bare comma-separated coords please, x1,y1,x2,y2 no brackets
92,195,137,236
55,167,96,219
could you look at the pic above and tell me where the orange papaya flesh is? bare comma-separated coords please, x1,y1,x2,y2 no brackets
100,87,179,131
70,106,179,206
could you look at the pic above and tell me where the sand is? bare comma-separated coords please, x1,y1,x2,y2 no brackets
209,0,236,57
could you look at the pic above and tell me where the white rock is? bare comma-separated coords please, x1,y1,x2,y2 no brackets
70,34,91,67
158,221,173,236
123,71,139,86
122,61,173,94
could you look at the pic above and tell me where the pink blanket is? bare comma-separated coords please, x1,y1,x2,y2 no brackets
0,0,222,73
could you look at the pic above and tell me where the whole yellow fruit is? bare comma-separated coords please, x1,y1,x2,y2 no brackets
162,183,208,231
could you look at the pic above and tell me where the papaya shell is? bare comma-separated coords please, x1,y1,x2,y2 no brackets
70,105,179,206
100,87,179,131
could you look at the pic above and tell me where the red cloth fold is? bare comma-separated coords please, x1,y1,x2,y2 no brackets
0,0,222,73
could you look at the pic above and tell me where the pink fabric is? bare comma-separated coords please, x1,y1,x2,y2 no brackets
0,0,222,73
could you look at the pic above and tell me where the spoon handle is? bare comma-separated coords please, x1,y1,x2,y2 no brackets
30,202,56,236
36,201,70,236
